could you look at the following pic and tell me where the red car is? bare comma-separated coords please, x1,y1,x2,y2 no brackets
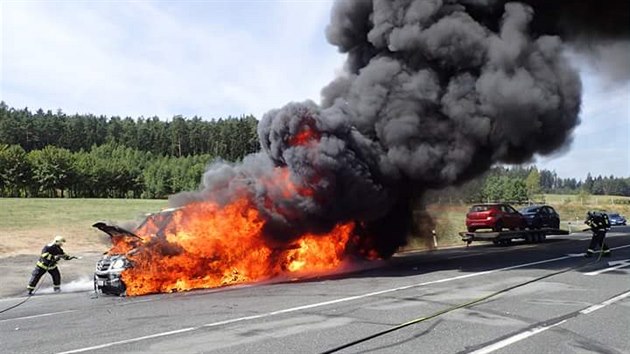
466,203,527,232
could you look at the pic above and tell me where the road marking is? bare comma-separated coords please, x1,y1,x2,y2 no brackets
56,254,584,354
583,259,630,276
469,320,567,354
579,290,630,314
56,327,197,354
0,310,76,323
471,289,630,353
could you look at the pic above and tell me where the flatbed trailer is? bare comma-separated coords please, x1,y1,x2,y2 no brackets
459,228,570,246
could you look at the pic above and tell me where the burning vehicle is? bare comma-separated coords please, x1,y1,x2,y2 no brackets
94,253,131,296
93,204,356,297
92,209,179,296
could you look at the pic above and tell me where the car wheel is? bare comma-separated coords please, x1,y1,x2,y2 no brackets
467,227,476,232
493,221,503,232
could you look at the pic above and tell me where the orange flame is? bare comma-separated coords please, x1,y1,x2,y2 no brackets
288,124,321,146
117,167,355,296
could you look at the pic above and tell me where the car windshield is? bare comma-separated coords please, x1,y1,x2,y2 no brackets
520,206,539,213
470,205,493,212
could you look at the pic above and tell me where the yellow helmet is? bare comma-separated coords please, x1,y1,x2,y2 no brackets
54,235,66,245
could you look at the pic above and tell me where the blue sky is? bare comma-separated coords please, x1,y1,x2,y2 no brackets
1,1,628,180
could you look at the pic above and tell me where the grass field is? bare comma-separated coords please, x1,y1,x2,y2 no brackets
0,198,167,256
1,195,629,256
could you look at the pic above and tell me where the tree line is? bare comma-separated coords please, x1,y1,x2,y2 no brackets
0,101,261,198
1,102,628,200
428,166,630,204
0,143,215,198
0,102,259,160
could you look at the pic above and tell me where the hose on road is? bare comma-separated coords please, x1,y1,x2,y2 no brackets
0,277,46,315
321,248,611,354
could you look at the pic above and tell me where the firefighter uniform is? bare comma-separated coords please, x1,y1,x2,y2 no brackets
584,211,611,257
27,236,76,295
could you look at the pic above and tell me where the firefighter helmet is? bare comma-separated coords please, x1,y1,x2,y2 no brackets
54,235,66,245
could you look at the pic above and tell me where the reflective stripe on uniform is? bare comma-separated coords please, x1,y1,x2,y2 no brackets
36,262,57,270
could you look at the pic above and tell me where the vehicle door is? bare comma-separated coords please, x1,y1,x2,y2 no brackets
501,205,520,228
537,207,550,226
542,206,556,227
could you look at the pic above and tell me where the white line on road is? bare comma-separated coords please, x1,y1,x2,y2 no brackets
469,320,568,354
583,259,630,276
469,289,630,354
0,310,77,323
579,290,630,314
56,327,197,354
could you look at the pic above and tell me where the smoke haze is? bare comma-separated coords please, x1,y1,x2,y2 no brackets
171,0,628,257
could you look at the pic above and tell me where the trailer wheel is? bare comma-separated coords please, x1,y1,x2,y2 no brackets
499,239,512,246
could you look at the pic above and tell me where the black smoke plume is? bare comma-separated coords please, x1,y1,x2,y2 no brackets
172,0,627,258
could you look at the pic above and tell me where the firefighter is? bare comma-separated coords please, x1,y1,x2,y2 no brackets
27,235,77,295
584,211,611,258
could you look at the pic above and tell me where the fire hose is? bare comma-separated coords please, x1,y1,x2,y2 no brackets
0,277,46,315
0,257,80,315
321,247,612,354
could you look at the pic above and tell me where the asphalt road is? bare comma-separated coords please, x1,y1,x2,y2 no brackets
1,227,629,354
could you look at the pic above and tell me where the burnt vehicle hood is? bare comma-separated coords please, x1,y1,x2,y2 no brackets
92,221,141,240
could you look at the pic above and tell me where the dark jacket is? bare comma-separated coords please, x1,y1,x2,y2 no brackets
37,243,71,270
585,212,611,231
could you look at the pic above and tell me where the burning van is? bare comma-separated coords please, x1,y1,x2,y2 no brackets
93,208,180,296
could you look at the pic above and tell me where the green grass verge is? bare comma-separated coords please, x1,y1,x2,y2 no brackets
0,198,167,231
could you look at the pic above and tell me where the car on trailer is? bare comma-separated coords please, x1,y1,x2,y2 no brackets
519,205,561,229
465,203,527,232
462,203,568,246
